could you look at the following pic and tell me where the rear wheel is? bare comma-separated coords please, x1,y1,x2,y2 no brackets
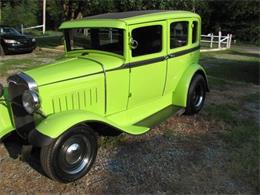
185,74,206,115
40,125,97,183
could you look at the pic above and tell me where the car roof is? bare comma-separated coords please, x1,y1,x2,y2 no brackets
59,10,200,30
85,10,168,19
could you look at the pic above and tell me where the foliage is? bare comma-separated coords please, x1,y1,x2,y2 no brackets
45,1,64,29
206,0,260,44
1,0,39,27
0,0,259,44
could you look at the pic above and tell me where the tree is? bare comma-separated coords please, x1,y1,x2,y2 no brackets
206,0,260,43
1,0,259,44
46,0,64,29
1,0,39,27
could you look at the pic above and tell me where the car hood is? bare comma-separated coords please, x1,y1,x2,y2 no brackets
25,53,125,86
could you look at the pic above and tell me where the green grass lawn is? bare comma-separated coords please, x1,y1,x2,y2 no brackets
200,49,260,192
200,50,260,84
0,50,63,78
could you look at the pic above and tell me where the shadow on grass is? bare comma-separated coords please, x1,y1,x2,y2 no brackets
36,36,63,48
200,56,260,85
2,132,48,178
230,50,260,58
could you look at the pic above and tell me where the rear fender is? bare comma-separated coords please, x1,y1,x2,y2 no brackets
172,64,208,107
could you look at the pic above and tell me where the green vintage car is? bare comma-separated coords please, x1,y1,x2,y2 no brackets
0,10,208,182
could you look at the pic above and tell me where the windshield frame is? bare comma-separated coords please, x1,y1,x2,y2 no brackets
64,27,126,57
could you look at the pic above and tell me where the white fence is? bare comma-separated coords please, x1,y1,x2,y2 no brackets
201,31,232,49
21,24,45,34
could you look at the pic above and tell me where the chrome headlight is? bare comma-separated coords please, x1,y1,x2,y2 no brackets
22,90,40,114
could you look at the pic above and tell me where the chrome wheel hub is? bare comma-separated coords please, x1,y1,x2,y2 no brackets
59,135,91,174
66,143,82,165
193,83,204,108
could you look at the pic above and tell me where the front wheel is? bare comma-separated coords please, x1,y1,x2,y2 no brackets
185,74,206,115
40,125,97,183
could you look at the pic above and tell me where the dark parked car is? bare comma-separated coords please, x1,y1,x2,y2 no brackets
0,25,36,55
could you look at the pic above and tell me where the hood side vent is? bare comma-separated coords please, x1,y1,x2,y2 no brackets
51,88,98,113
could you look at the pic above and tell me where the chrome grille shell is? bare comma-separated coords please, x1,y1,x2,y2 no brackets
7,72,38,139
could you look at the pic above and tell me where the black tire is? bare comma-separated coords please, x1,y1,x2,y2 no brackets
185,74,206,115
40,125,97,183
0,44,5,56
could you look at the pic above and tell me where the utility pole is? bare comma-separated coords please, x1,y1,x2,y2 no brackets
192,0,196,12
43,0,46,34
0,0,2,24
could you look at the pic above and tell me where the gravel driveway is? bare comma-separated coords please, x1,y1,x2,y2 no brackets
0,83,258,194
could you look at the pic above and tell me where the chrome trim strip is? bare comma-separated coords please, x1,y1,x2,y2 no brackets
124,56,166,68
168,45,200,59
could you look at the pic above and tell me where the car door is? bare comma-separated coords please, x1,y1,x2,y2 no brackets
164,18,199,94
127,21,167,109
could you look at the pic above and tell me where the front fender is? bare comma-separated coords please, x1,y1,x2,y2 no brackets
172,64,208,107
31,110,123,140
0,88,15,139
29,110,151,147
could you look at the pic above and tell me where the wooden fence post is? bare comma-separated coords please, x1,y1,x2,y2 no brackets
210,33,213,48
226,34,229,48
229,34,232,48
218,30,222,48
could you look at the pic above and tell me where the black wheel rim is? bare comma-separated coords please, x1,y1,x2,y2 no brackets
192,82,204,108
58,134,91,174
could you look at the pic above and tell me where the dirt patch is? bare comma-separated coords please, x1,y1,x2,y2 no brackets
0,53,37,61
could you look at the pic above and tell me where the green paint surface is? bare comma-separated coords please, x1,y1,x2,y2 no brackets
0,11,206,139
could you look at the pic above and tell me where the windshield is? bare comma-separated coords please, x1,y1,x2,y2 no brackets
65,28,124,56
0,27,21,36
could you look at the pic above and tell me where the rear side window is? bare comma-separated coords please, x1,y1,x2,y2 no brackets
131,25,162,57
192,21,198,43
170,21,188,49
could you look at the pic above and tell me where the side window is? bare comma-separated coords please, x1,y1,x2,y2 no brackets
192,21,198,43
68,28,123,55
170,21,188,49
132,25,162,57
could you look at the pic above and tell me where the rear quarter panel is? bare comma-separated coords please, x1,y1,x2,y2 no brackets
172,64,207,107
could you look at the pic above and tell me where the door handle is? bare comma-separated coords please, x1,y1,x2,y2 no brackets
168,54,175,58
